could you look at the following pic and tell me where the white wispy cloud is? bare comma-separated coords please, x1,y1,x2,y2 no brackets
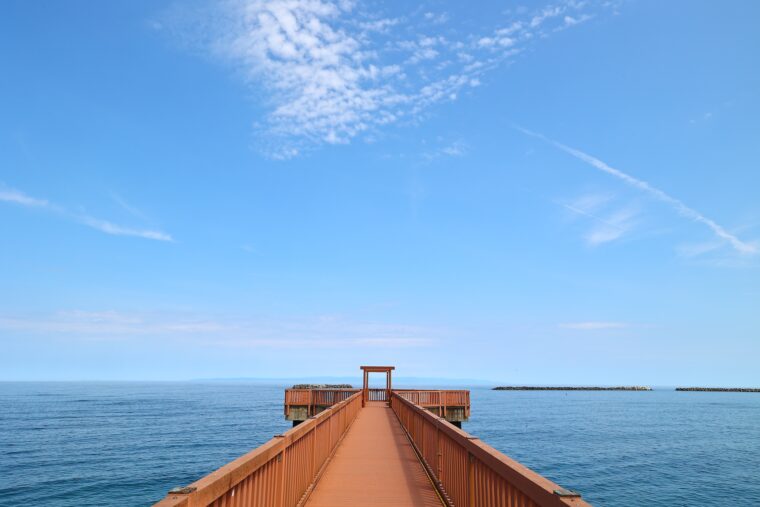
559,13,593,29
78,216,174,242
561,193,639,246
353,337,434,347
441,141,467,157
0,310,234,336
423,11,449,25
416,138,468,163
518,128,757,255
559,321,628,330
0,187,49,207
584,208,637,245
677,241,724,258
0,185,173,242
359,17,400,33
215,0,407,157
676,225,760,267
0,310,440,348
111,193,151,221
171,0,613,157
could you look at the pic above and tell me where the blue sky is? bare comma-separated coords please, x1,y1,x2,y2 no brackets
1,0,758,384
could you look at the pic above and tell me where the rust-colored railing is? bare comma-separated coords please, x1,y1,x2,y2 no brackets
395,389,471,419
390,392,591,507
366,388,388,401
285,388,470,418
284,389,358,418
312,389,357,405
153,391,362,507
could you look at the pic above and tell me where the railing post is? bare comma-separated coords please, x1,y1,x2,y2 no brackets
387,369,392,404
310,423,316,480
421,412,425,458
468,452,475,507
362,370,367,407
437,427,442,479
278,445,287,507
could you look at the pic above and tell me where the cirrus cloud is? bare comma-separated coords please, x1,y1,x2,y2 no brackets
167,0,616,158
0,310,442,349
0,184,173,242
559,321,629,330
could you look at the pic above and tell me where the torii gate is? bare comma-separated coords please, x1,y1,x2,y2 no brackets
360,365,394,407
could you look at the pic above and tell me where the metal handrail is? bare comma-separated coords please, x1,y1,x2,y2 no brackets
284,388,360,417
393,389,471,418
366,388,388,401
390,392,592,507
153,391,362,507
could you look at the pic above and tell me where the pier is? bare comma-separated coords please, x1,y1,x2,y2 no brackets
154,366,591,507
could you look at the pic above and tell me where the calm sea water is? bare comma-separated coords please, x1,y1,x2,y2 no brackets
1,383,759,506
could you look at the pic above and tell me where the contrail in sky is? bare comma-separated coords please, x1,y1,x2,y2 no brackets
515,126,756,255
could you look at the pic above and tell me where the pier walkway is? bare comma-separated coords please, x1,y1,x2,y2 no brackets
153,366,591,507
305,402,442,507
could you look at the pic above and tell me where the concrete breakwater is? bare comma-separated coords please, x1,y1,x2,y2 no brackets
676,387,760,392
493,386,652,391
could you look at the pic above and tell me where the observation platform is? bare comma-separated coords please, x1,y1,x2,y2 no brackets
154,366,591,507
285,388,470,427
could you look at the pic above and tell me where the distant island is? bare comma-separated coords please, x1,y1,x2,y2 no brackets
493,386,652,391
676,387,760,392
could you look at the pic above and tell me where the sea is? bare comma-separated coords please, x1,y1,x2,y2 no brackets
1,382,759,506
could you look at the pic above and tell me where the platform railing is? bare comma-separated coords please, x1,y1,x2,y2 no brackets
394,389,471,419
154,391,362,507
366,388,388,401
284,388,359,418
285,389,469,411
390,392,591,507
312,389,357,406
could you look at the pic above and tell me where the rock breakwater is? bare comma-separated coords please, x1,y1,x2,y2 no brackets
492,386,652,391
675,387,760,392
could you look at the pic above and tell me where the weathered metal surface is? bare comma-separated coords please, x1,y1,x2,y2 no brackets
390,392,592,507
304,402,443,507
152,391,362,507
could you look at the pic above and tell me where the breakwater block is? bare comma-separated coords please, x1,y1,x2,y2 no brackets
675,387,760,392
492,386,652,391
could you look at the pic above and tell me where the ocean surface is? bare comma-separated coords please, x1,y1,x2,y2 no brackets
2,383,759,506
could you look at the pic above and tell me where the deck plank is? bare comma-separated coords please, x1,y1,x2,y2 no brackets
305,402,443,507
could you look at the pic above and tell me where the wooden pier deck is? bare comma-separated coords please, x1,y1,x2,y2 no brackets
305,402,442,507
